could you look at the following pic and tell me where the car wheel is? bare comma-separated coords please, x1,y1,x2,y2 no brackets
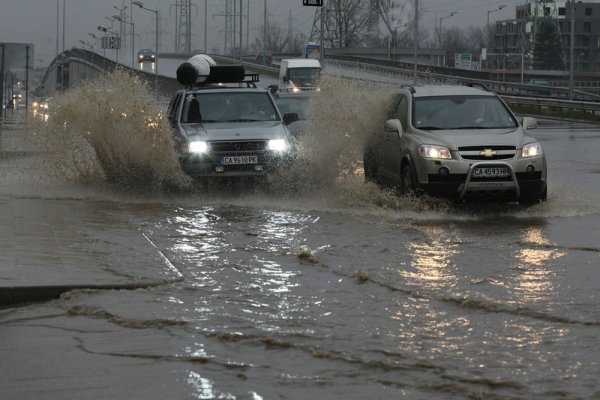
400,163,417,196
519,185,547,206
363,150,378,184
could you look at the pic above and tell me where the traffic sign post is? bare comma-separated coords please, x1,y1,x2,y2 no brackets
101,36,121,50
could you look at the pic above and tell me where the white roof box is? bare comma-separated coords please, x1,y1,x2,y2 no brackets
176,54,217,86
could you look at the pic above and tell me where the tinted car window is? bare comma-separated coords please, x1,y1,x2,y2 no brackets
413,95,518,130
181,92,279,123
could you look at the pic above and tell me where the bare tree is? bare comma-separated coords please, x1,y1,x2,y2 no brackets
251,22,289,52
376,0,407,41
289,33,309,54
465,26,487,53
326,0,377,47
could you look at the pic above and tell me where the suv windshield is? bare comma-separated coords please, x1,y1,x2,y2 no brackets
413,95,518,130
181,92,280,123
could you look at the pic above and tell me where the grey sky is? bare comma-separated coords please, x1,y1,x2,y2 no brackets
0,0,517,66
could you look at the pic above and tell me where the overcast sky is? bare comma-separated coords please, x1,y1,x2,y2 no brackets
0,0,518,66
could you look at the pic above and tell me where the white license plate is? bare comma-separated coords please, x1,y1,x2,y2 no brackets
221,155,258,165
472,167,510,178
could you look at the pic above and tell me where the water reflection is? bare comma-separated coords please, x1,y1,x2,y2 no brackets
168,207,227,266
400,225,460,290
186,371,234,399
512,225,566,302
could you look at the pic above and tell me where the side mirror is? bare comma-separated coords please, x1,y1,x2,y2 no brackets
283,112,300,125
522,116,538,130
384,118,403,135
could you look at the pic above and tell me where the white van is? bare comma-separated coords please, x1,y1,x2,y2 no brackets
279,58,321,90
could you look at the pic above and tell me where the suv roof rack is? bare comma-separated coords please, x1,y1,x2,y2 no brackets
178,64,260,89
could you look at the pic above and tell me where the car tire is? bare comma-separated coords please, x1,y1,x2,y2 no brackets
519,185,547,206
363,150,378,184
400,163,417,196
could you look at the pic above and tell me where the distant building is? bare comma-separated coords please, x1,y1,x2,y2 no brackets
493,1,600,74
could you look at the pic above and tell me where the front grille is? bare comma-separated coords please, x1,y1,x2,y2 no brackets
458,145,516,161
209,141,267,152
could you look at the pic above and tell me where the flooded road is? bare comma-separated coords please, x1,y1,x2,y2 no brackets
1,76,600,399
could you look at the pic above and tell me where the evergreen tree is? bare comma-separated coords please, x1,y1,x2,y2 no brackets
533,17,566,70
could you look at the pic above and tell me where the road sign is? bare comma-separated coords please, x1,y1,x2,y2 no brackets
101,36,121,50
303,0,323,6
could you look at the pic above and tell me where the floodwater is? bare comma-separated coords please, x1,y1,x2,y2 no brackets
1,72,600,399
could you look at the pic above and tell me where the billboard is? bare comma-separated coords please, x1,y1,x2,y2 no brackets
1,42,35,71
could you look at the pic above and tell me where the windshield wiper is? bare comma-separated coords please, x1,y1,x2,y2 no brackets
416,126,444,130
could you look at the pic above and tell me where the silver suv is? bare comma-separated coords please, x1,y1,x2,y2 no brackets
166,67,296,178
363,84,547,204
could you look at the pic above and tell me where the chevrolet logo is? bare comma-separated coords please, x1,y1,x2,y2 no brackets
480,148,497,158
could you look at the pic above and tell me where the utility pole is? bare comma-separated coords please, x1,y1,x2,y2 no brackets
264,0,267,49
233,0,237,50
56,0,59,56
247,0,250,51
320,3,325,63
569,0,575,100
62,0,66,52
172,0,192,54
239,0,243,58
413,0,418,84
218,0,233,54
288,10,293,52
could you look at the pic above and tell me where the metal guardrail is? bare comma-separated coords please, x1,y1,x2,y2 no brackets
324,58,600,121
40,51,600,121
325,58,600,103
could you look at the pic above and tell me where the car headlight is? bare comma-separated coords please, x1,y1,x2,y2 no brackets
267,139,288,152
522,142,543,158
189,141,208,153
419,144,452,160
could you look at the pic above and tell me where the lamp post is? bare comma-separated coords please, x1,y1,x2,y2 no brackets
113,15,135,68
439,12,457,47
132,1,159,93
114,5,128,55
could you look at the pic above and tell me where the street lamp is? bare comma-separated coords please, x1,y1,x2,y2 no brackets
132,0,159,93
487,4,506,27
112,15,135,68
439,12,457,47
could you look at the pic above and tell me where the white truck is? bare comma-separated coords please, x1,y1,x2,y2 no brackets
279,58,321,91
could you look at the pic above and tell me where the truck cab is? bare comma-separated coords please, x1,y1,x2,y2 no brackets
279,58,321,91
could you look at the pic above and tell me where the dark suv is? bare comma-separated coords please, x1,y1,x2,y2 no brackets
166,65,297,178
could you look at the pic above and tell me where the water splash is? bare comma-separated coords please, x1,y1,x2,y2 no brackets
4,71,597,220
24,69,189,192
